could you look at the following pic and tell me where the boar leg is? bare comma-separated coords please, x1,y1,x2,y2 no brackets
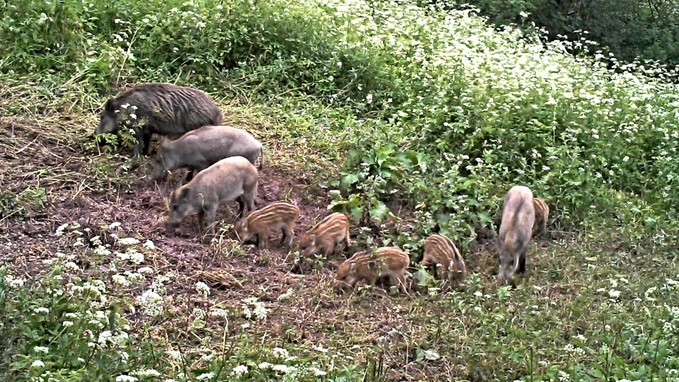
518,250,527,274
343,233,351,250
280,226,293,247
201,204,218,235
259,228,269,249
393,273,408,293
235,197,246,218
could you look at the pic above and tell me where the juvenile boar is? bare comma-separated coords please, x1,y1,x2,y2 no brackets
96,83,223,156
166,156,257,236
497,185,535,285
531,197,549,237
421,234,467,287
298,213,351,257
335,247,410,293
152,125,263,182
234,202,300,249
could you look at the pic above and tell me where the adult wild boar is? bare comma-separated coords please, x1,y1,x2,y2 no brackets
497,185,535,285
166,156,258,236
96,83,223,156
152,125,263,183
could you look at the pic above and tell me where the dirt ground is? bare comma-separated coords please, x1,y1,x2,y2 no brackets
1,114,517,380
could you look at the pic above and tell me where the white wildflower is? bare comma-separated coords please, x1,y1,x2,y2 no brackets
137,290,163,317
138,267,154,275
130,113,137,120
112,274,129,286
143,240,155,250
34,346,49,354
31,360,45,368
108,222,122,230
34,307,49,315
312,344,329,353
608,289,621,298
55,223,69,236
277,288,294,301
232,365,248,376
166,350,181,360
196,373,214,380
258,362,272,369
118,237,140,246
5,275,25,288
115,376,137,382
310,367,327,376
195,282,210,297
272,364,296,373
63,321,74,327
209,308,228,318
272,347,290,359
133,369,161,377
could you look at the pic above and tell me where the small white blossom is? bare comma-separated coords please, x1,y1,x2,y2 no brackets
34,307,49,315
195,282,210,297
608,289,621,298
118,237,140,246
31,360,45,368
232,365,248,376
272,347,290,359
115,376,137,382
63,321,74,327
133,369,161,377
196,372,214,380
34,346,49,354
310,367,327,376
272,364,296,373
258,362,272,369
143,240,155,249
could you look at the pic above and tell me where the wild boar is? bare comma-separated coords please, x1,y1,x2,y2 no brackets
497,185,535,285
96,83,222,156
421,234,467,287
335,247,410,293
531,197,549,237
152,125,263,182
234,202,300,249
166,156,257,236
298,213,350,257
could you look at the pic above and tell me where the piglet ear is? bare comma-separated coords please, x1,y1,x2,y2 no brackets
179,187,191,199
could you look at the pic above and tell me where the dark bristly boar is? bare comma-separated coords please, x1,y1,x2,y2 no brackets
335,247,410,293
152,125,263,182
298,213,351,257
234,202,300,250
96,83,223,156
497,185,535,285
421,234,467,287
531,197,549,238
166,156,257,236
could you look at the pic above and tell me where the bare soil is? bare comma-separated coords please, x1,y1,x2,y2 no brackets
2,115,484,380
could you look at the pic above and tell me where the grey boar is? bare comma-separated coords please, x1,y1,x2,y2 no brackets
96,83,222,156
335,247,410,293
234,202,300,249
421,234,467,287
531,197,549,237
152,125,263,182
298,213,351,257
166,156,258,236
497,185,535,285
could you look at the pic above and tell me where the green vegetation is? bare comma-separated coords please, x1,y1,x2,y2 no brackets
1,0,677,381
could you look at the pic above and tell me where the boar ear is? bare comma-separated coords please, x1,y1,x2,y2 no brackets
104,98,116,112
178,187,191,200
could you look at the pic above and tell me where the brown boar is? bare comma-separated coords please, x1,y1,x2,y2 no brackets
421,234,467,287
335,247,410,293
152,125,263,182
531,197,549,237
234,202,300,250
166,156,257,236
299,213,351,257
497,185,535,285
96,83,223,156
